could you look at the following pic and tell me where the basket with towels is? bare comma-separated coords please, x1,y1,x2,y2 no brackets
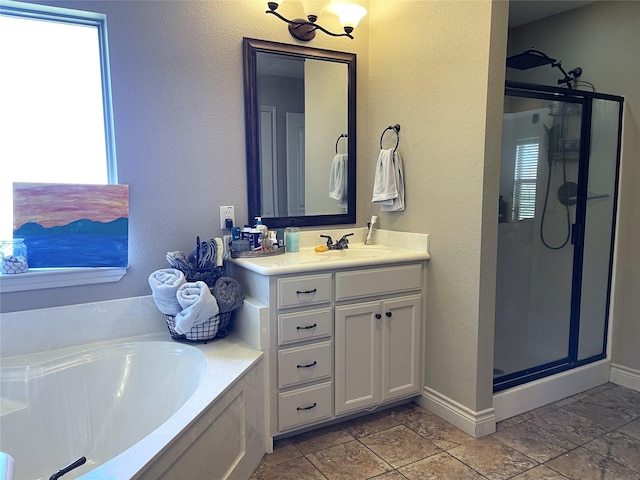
148,269,244,343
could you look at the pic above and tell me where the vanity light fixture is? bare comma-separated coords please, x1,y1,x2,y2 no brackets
266,1,366,41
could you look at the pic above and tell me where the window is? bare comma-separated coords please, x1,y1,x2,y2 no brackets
0,0,117,240
512,137,539,221
0,1,122,292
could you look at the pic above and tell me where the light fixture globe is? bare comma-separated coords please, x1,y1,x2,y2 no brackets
333,3,367,32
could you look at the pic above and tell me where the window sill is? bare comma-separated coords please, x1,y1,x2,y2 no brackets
0,266,127,293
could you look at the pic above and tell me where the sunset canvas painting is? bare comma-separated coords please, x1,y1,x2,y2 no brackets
13,183,129,268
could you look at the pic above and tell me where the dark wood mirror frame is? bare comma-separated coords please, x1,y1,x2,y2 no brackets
243,37,356,228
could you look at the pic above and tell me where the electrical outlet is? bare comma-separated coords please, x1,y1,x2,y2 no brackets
219,205,235,229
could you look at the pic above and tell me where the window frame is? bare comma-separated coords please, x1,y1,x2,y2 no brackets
0,1,124,293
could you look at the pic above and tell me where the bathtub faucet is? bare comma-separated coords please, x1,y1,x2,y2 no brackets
49,456,86,480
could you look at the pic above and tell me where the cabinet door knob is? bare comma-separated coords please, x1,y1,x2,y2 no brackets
296,288,317,295
375,313,382,319
296,323,317,330
296,361,317,369
296,402,317,411
386,311,392,317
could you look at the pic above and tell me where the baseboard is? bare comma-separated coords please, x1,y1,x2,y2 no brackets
416,387,496,438
493,358,610,422
610,363,640,392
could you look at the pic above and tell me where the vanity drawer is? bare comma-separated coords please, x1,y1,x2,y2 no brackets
277,274,332,309
278,341,332,389
335,263,422,301
278,381,332,431
278,307,332,346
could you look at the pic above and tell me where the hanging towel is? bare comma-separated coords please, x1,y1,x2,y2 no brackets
329,153,348,208
148,268,186,315
381,151,405,212
372,148,405,211
175,281,220,334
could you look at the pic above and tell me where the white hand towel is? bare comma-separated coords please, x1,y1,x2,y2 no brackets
175,281,220,334
380,151,405,212
148,268,186,315
329,153,348,208
372,149,398,203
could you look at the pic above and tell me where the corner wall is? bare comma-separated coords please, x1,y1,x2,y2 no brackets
368,0,508,434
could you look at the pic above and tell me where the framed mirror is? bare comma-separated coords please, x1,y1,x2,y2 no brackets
243,37,356,228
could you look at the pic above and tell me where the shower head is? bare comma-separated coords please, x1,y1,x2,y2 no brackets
506,48,556,70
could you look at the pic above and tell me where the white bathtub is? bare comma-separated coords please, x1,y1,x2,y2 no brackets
0,334,265,480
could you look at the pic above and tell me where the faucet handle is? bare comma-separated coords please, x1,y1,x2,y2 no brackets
320,234,334,246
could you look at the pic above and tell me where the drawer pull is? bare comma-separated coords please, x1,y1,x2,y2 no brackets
375,313,382,319
296,323,317,330
297,360,317,369
386,311,393,317
296,288,317,295
296,402,318,411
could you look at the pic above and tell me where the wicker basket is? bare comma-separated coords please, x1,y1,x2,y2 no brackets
164,310,233,343
182,266,224,287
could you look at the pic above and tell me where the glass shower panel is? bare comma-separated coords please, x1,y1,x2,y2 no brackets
495,96,581,377
578,99,621,360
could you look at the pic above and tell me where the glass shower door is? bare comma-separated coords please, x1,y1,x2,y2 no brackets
494,94,582,384
495,84,623,392
577,98,622,361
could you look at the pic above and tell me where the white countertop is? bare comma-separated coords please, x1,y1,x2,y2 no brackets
229,229,430,276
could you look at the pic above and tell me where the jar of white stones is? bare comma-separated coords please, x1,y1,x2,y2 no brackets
1,239,28,274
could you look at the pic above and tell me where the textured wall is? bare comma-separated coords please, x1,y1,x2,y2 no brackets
367,0,507,412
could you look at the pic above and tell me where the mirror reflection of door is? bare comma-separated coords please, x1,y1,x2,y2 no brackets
286,112,305,216
260,105,278,217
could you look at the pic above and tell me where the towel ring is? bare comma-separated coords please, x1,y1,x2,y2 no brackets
380,124,401,152
335,133,348,154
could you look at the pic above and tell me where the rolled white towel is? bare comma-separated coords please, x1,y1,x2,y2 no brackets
148,269,186,315
175,281,220,334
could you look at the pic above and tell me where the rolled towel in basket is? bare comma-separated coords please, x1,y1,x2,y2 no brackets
148,268,186,315
175,281,220,334
213,276,244,313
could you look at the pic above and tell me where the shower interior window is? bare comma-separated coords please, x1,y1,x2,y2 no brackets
512,137,539,221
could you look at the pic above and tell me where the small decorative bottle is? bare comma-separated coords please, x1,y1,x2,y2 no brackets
1,238,29,274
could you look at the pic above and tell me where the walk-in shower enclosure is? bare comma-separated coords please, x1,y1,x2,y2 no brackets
494,81,623,392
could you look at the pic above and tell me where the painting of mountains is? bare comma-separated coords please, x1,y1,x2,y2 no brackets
13,183,129,268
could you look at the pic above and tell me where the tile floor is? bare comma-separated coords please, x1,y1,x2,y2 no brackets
250,383,640,479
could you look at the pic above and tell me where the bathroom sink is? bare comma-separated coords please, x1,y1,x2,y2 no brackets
309,245,392,260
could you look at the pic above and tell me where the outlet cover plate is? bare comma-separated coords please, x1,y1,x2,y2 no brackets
219,205,235,229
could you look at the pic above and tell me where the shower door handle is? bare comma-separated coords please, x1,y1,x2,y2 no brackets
571,223,583,246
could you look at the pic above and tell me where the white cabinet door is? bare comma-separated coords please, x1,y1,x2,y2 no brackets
381,294,422,402
334,301,381,415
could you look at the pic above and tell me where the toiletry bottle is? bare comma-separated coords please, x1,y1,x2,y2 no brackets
255,216,268,248
285,221,300,253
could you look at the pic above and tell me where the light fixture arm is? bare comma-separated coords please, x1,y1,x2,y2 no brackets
266,3,354,41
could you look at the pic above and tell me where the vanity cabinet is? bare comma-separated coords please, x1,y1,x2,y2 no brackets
335,294,422,415
230,258,426,440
